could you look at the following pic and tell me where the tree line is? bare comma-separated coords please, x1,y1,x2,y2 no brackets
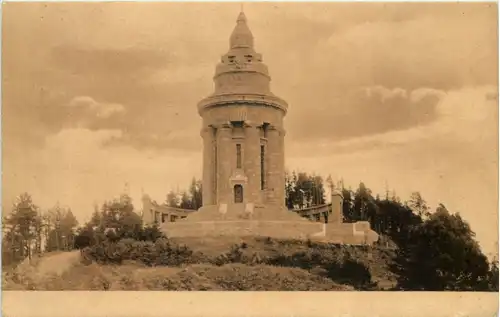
163,172,329,210
162,172,430,245
164,178,203,210
2,170,498,291
146,170,498,290
136,170,500,291
2,193,79,267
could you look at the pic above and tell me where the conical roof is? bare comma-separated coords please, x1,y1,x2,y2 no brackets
229,12,254,49
197,11,288,115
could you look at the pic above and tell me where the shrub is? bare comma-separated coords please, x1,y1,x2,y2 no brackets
74,234,92,250
325,257,375,290
210,244,250,266
487,260,499,291
154,238,198,266
254,241,375,290
84,237,198,267
74,224,165,251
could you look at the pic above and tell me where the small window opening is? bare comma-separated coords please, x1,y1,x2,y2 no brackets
234,184,243,203
236,144,242,168
260,145,265,190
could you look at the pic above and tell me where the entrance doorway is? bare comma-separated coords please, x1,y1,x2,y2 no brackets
234,184,243,203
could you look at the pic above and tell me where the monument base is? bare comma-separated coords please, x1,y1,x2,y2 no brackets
308,222,379,245
162,220,324,239
160,203,379,245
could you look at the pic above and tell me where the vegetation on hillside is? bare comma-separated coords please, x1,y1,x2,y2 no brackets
2,193,79,267
2,170,498,291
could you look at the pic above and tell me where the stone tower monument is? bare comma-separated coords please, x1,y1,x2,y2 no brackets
198,11,287,212
160,11,379,244
162,12,325,238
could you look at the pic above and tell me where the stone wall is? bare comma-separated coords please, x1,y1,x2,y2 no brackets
162,218,379,245
162,220,324,239
320,222,379,245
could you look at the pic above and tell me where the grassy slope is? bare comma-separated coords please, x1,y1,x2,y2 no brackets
173,236,398,289
22,262,355,291
3,237,397,291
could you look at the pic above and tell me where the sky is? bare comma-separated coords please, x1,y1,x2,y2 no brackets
2,2,498,256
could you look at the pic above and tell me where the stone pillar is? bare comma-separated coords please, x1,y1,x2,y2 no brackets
331,191,343,225
201,127,215,206
277,128,286,208
266,126,281,205
141,195,154,225
244,122,261,204
217,123,233,205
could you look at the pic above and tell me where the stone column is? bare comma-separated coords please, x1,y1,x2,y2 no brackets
331,191,344,225
141,195,154,225
266,125,281,205
201,127,214,206
244,122,261,204
217,123,233,205
277,128,286,208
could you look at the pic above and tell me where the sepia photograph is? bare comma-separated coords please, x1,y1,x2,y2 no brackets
1,1,499,313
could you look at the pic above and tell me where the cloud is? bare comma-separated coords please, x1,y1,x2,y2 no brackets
68,96,126,119
44,128,123,154
4,3,496,153
271,8,495,144
147,63,215,85
287,86,442,143
50,45,172,76
34,45,210,151
289,86,496,155
3,127,202,221
106,129,202,152
322,15,496,90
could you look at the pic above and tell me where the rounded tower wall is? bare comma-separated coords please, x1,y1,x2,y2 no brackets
214,71,271,95
202,104,284,128
198,11,287,209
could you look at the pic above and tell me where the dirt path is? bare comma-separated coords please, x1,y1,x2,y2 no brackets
36,251,81,276
15,251,81,283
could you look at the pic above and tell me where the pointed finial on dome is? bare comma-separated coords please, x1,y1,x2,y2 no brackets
236,11,247,23
230,10,254,49
237,11,246,22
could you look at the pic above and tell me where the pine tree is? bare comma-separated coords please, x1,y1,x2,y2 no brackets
4,193,40,263
408,192,430,218
166,190,179,207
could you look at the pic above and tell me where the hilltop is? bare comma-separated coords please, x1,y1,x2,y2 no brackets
3,187,498,292
3,237,397,291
